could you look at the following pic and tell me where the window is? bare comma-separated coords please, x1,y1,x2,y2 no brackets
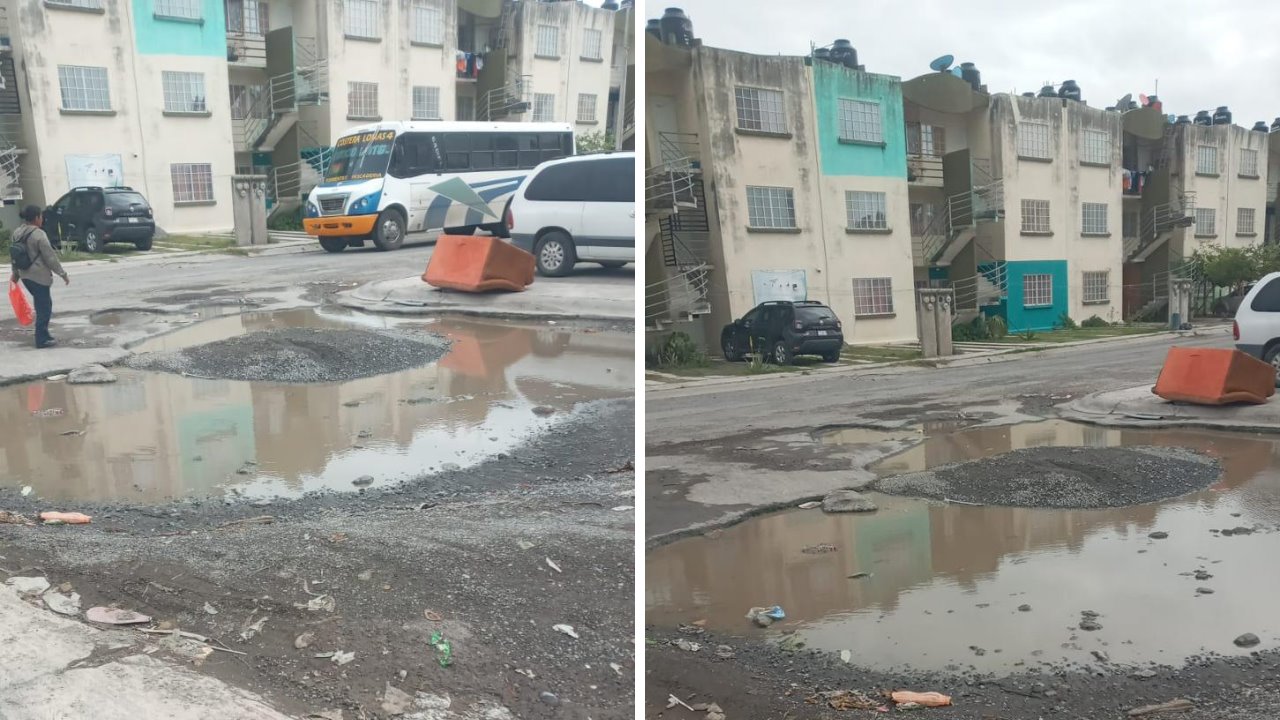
524,156,632,202
1017,121,1052,160
1196,145,1218,175
348,81,378,119
582,28,603,60
745,186,796,229
1021,199,1050,233
1081,202,1107,235
845,191,888,230
837,99,882,144
532,93,555,122
1123,209,1139,238
1080,129,1110,165
161,71,207,113
1250,277,1280,312
910,202,936,236
226,0,268,35
1082,271,1109,304
45,0,102,8
409,0,444,45
1023,273,1053,307
1238,207,1257,235
536,24,560,57
58,65,111,112
906,122,945,156
171,163,214,204
853,278,894,316
576,93,597,123
345,0,380,39
456,96,474,121
155,0,201,18
734,86,786,134
1195,208,1216,236
412,86,440,120
1240,148,1259,177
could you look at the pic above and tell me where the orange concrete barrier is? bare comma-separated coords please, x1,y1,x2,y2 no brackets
422,235,535,292
1152,347,1276,405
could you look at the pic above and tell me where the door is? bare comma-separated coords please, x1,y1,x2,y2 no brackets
729,306,761,355
44,193,72,246
65,191,92,239
649,95,680,165
520,161,586,251
752,306,778,352
579,156,635,262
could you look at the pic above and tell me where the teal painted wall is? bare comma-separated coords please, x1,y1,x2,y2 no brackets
133,0,227,56
1005,260,1068,332
812,62,908,178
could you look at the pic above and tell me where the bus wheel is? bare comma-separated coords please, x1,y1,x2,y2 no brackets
319,237,348,253
483,222,510,238
443,225,477,236
373,209,406,251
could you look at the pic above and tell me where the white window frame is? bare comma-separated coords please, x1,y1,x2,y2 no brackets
576,93,597,123
532,93,555,122
845,191,888,231
837,98,883,144
745,185,796,230
45,0,103,9
853,277,894,317
347,81,379,119
411,86,441,120
1195,207,1217,236
535,24,560,58
344,0,381,40
581,28,603,60
58,65,111,112
171,163,215,204
1021,199,1051,234
1082,271,1109,304
1196,145,1218,175
734,86,786,134
1017,121,1052,160
1240,148,1259,177
906,122,945,156
409,0,444,46
154,0,202,19
1080,129,1110,165
161,71,207,114
1023,273,1053,307
1238,207,1257,235
1081,202,1108,235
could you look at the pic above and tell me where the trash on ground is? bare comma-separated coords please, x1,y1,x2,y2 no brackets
801,543,837,554
331,650,355,666
67,364,117,385
890,691,951,708
423,609,443,622
381,683,414,715
32,408,65,418
5,575,50,596
840,649,852,663
40,511,91,525
86,607,151,625
46,374,66,381
610,662,623,676
667,694,694,711
545,557,562,573
745,606,785,627
160,633,215,665
43,591,81,616
429,630,453,667
352,476,374,487
552,624,579,639
203,602,218,615
674,638,701,652
295,632,315,649
300,594,336,612
240,615,268,641
0,511,34,525
705,702,726,720
1127,698,1194,716
516,540,535,550
813,690,879,711
797,501,821,509
847,572,873,580
20,486,31,496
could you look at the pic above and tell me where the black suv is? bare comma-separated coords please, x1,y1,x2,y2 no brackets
43,186,156,253
721,300,844,364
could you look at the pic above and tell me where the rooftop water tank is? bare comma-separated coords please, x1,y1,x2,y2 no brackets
1272,117,1280,131
1022,91,1036,98
659,7,693,47
1212,106,1232,125
1253,121,1269,132
1193,110,1212,126
1058,79,1081,102
959,62,981,91
645,18,661,38
602,1,619,9
830,39,858,69
1175,115,1192,125
1037,85,1056,98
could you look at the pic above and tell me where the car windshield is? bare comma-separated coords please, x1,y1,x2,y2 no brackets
105,192,147,209
326,130,396,183
796,306,837,323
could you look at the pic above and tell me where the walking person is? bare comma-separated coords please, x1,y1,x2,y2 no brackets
8,205,69,348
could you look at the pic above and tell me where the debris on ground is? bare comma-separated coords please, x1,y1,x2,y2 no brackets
745,606,785,628
0,510,33,525
812,690,879,710
797,501,821,509
552,624,579,639
821,489,878,513
203,602,219,615
847,572,872,580
381,683,414,715
67,363,117,384
1127,698,1194,716
85,607,151,625
1150,531,1169,539
890,690,952,708
19,485,31,496
532,406,556,417
294,632,315,649
331,650,355,666
39,511,91,525
240,615,268,641
839,649,852,663
300,594,336,612
429,631,453,667
545,557,562,573
667,694,695,711
704,702,726,720
43,590,81,616
801,543,837,554
1234,633,1261,648
423,609,443,622
352,476,374,487
5,575,50,596
674,639,701,652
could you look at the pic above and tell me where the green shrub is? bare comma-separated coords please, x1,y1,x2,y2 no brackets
657,331,707,368
267,207,304,232
951,322,973,342
1080,315,1110,328
986,316,1008,338
1056,312,1077,330
1019,329,1039,341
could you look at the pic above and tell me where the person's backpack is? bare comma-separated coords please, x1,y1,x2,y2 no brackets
8,227,35,272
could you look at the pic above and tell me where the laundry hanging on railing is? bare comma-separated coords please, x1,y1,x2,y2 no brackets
1122,169,1148,195
456,52,484,79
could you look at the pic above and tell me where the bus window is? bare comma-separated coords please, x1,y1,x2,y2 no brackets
326,130,396,183
540,133,567,163
470,133,494,170
495,134,518,168
388,132,442,178
444,133,470,170
518,133,540,168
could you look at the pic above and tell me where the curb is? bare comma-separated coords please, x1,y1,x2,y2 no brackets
66,240,317,273
336,282,634,322
1061,385,1280,434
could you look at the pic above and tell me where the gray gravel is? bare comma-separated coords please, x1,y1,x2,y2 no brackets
125,327,449,383
871,445,1221,508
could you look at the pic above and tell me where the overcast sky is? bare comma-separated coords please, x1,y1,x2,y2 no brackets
657,0,1280,127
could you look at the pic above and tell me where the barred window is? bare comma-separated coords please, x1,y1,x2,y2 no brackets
536,24,560,57
58,65,111,112
1082,271,1109,304
155,0,201,18
853,277,894,316
226,0,267,35
532,93,555,122
1195,208,1216,236
1017,121,1052,160
345,0,380,39
45,0,102,8
161,71,207,113
576,93,597,123
1023,273,1053,307
410,0,444,45
745,186,796,229
906,122,945,156
581,28,603,60
1196,145,1218,175
412,86,440,120
1080,129,1110,165
348,81,378,118
1240,148,1259,177
1238,207,1257,235
837,99,882,144
1081,202,1107,235
1021,199,1050,233
845,191,888,230
171,163,214,204
734,86,786,134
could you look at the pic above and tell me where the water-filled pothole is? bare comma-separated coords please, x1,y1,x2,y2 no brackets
647,421,1280,674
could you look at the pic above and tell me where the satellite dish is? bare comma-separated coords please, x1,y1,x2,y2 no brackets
929,54,954,72
1118,93,1132,109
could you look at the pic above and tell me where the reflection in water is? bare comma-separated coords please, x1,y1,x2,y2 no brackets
2,311,631,503
648,422,1280,673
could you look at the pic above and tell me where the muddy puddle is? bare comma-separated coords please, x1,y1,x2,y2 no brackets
3,308,631,504
648,420,1280,674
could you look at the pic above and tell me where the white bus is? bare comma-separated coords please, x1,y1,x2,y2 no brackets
302,121,574,252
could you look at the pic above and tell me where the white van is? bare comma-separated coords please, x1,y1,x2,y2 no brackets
505,152,635,276
1234,271,1280,373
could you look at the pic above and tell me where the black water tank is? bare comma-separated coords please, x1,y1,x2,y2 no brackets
659,7,693,47
830,39,858,69
1194,110,1212,126
959,62,981,91
1272,117,1280,131
1212,106,1232,125
1175,115,1192,125
813,47,830,63
602,1,618,9
1105,106,1116,112
1253,121,1269,132
645,19,661,39
1022,91,1036,98
1037,85,1056,98
1058,80,1081,102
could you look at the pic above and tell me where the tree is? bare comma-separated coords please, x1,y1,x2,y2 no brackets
575,130,615,153
1193,245,1256,293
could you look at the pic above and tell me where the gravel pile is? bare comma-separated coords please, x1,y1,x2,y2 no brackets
871,445,1220,508
126,327,448,383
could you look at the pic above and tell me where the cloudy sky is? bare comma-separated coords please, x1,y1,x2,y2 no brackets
657,0,1280,126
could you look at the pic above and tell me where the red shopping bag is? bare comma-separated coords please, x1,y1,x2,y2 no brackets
9,281,32,326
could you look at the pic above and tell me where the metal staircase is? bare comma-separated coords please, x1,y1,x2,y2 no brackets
919,178,1004,266
1128,191,1195,262
645,263,712,330
270,125,332,216
479,74,532,121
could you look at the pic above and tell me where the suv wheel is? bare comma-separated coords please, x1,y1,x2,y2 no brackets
80,227,104,254
534,231,575,277
722,337,741,362
372,209,406,251
822,351,840,363
134,236,153,251
773,340,793,365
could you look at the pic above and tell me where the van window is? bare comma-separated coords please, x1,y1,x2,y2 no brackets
524,162,591,202
1251,278,1280,312
585,157,633,203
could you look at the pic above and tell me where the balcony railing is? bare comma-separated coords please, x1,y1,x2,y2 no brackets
227,32,267,66
907,154,943,185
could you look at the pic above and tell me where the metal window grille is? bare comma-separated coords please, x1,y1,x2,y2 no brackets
171,163,214,203
576,93,597,122
155,0,201,18
1195,208,1216,235
734,86,785,133
410,0,444,45
853,277,894,316
345,0,380,39
582,28,603,60
845,191,888,230
1196,145,1218,174
1238,207,1256,235
161,71,207,113
745,186,796,229
58,65,111,111
226,0,265,35
45,0,102,8
1081,202,1107,234
1021,199,1050,233
412,86,440,120
1240,148,1259,176
1017,121,1052,159
837,99,882,143
536,24,560,56
1023,273,1053,307
1080,129,1110,164
907,122,945,156
348,81,378,118
1082,271,1109,303
532,93,555,122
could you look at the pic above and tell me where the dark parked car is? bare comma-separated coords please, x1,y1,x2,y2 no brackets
43,186,156,253
721,300,844,364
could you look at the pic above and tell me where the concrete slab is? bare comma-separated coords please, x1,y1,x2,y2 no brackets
1061,384,1280,432
336,275,633,321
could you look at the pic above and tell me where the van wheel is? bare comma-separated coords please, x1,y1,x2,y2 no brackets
79,227,104,253
1264,344,1280,386
319,237,348,253
534,232,575,277
372,209,406,251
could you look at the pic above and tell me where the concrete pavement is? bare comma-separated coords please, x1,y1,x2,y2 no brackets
1063,383,1280,431
337,271,634,321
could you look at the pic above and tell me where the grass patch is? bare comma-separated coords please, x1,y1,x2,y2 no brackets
154,234,237,251
982,324,1164,344
55,245,138,263
842,345,922,363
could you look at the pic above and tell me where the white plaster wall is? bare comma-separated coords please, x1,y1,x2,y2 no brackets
514,2,614,127
1178,125,1269,253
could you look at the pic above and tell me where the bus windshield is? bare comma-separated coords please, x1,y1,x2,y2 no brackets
325,130,396,183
